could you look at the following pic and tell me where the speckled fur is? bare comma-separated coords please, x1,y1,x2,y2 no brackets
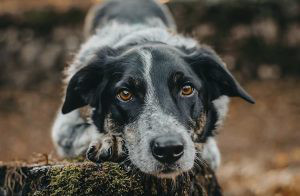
51,0,233,178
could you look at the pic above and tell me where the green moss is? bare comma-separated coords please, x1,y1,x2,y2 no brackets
31,162,143,196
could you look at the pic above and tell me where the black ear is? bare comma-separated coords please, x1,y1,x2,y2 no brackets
186,46,255,104
62,64,103,114
62,47,121,114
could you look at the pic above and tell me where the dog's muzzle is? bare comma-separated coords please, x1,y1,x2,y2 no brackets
150,135,184,164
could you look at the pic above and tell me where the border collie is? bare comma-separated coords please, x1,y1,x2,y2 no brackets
52,0,254,178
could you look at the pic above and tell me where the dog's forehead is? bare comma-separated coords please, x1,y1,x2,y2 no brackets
150,47,193,81
118,46,185,79
129,45,191,76
114,45,199,96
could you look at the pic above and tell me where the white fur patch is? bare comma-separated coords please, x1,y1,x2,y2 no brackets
202,137,221,171
213,95,230,129
139,50,155,99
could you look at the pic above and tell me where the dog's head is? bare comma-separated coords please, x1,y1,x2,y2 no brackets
62,43,254,178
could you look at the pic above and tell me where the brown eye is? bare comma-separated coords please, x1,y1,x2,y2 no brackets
117,90,133,102
181,84,194,96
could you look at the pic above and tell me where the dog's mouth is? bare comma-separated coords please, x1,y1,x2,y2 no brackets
161,167,176,174
153,164,183,178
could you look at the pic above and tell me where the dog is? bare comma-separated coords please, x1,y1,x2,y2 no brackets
52,0,254,179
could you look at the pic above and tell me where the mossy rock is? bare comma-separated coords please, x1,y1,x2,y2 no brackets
0,161,222,196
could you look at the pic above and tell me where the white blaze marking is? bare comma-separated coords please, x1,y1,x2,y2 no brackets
139,50,157,105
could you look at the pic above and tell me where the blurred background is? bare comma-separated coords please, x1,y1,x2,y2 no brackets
0,0,299,195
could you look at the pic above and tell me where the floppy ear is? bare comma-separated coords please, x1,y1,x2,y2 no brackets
186,46,255,104
62,64,103,114
61,47,121,114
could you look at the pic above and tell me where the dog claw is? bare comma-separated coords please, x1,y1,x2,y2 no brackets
107,147,112,157
86,145,98,162
98,147,113,161
87,145,95,153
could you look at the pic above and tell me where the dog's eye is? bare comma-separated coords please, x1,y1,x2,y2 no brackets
117,89,133,102
181,84,194,96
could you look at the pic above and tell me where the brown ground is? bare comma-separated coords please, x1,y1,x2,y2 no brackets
218,79,300,196
0,78,299,195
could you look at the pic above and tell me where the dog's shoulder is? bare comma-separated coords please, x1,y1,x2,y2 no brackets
84,0,176,38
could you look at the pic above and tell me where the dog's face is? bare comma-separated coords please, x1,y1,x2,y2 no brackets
62,43,254,178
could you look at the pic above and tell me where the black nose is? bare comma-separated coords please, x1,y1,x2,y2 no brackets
151,135,184,164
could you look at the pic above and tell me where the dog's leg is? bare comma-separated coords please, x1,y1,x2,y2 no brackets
52,109,99,157
86,134,126,163
202,137,221,171
52,108,126,162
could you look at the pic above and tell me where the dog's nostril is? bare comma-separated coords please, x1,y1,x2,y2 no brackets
151,135,184,164
173,145,184,156
153,145,165,158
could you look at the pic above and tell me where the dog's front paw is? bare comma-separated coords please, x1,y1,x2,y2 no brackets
86,135,125,163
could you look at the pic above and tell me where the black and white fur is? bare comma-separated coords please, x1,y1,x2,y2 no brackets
52,0,254,178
